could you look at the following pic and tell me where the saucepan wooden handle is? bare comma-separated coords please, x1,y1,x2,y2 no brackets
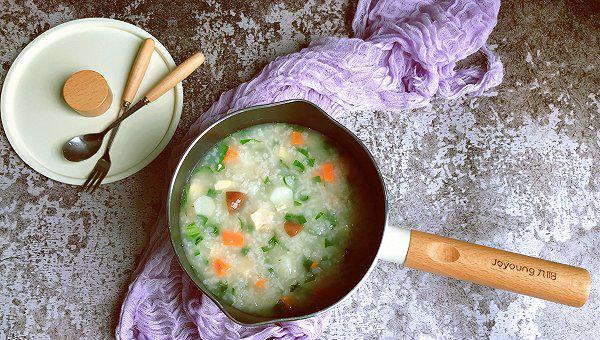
145,52,205,102
122,38,155,103
404,230,591,307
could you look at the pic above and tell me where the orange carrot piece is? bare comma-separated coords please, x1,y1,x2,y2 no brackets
280,295,294,308
284,221,303,237
310,260,319,270
291,131,304,146
222,230,245,247
213,258,230,276
255,277,267,289
322,163,334,182
223,146,238,164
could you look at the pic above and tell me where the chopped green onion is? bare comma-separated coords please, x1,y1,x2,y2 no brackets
268,267,275,274
302,257,313,271
294,200,302,206
293,160,305,173
283,175,296,187
307,158,315,167
207,188,218,198
197,215,208,225
279,159,289,169
312,176,322,183
297,148,310,158
297,193,309,201
325,238,335,247
241,247,250,256
263,177,270,185
238,217,254,232
209,224,219,236
315,211,338,227
230,287,236,296
193,251,200,256
217,142,229,162
216,281,228,296
285,213,307,225
180,187,189,208
240,138,261,144
261,236,280,252
194,165,213,173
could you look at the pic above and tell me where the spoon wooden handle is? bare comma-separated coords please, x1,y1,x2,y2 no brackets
122,38,155,104
145,52,205,102
404,230,591,307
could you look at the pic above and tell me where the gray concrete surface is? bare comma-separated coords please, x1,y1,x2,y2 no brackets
1,0,599,338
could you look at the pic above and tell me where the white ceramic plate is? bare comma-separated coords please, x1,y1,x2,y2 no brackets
0,18,183,185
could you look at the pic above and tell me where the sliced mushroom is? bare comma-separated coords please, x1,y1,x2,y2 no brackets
284,221,303,237
226,191,247,213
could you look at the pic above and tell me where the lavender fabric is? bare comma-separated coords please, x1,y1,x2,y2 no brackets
116,0,503,338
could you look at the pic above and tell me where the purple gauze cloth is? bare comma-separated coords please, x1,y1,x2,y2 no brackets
116,0,503,338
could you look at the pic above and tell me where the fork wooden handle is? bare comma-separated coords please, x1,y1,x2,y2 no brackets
122,38,155,104
145,52,205,102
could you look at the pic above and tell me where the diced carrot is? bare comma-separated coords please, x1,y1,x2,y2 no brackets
225,191,246,213
223,146,238,163
322,163,334,182
284,221,303,237
222,230,245,247
213,258,230,276
255,277,267,289
280,294,294,308
291,131,304,145
310,260,319,270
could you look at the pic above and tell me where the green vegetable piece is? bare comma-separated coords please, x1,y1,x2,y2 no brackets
298,194,309,201
238,217,254,232
207,188,218,198
279,159,290,170
293,160,305,173
285,213,307,225
290,283,301,292
217,142,229,162
240,138,261,144
180,186,189,208
194,165,213,173
294,200,301,206
268,267,275,274
263,177,270,185
261,236,280,252
302,257,313,271
241,247,250,256
283,175,296,187
297,148,310,158
193,251,200,256
315,211,338,227
325,238,335,247
231,287,236,296
211,225,220,236
307,158,315,167
216,281,228,296
312,176,322,183
197,215,208,225
194,236,203,245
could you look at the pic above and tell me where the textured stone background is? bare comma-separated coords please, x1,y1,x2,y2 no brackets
1,0,599,339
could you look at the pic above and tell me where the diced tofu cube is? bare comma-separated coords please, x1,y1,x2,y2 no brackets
214,180,234,190
250,207,274,230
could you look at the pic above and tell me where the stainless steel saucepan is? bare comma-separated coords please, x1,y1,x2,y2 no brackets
167,100,591,326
